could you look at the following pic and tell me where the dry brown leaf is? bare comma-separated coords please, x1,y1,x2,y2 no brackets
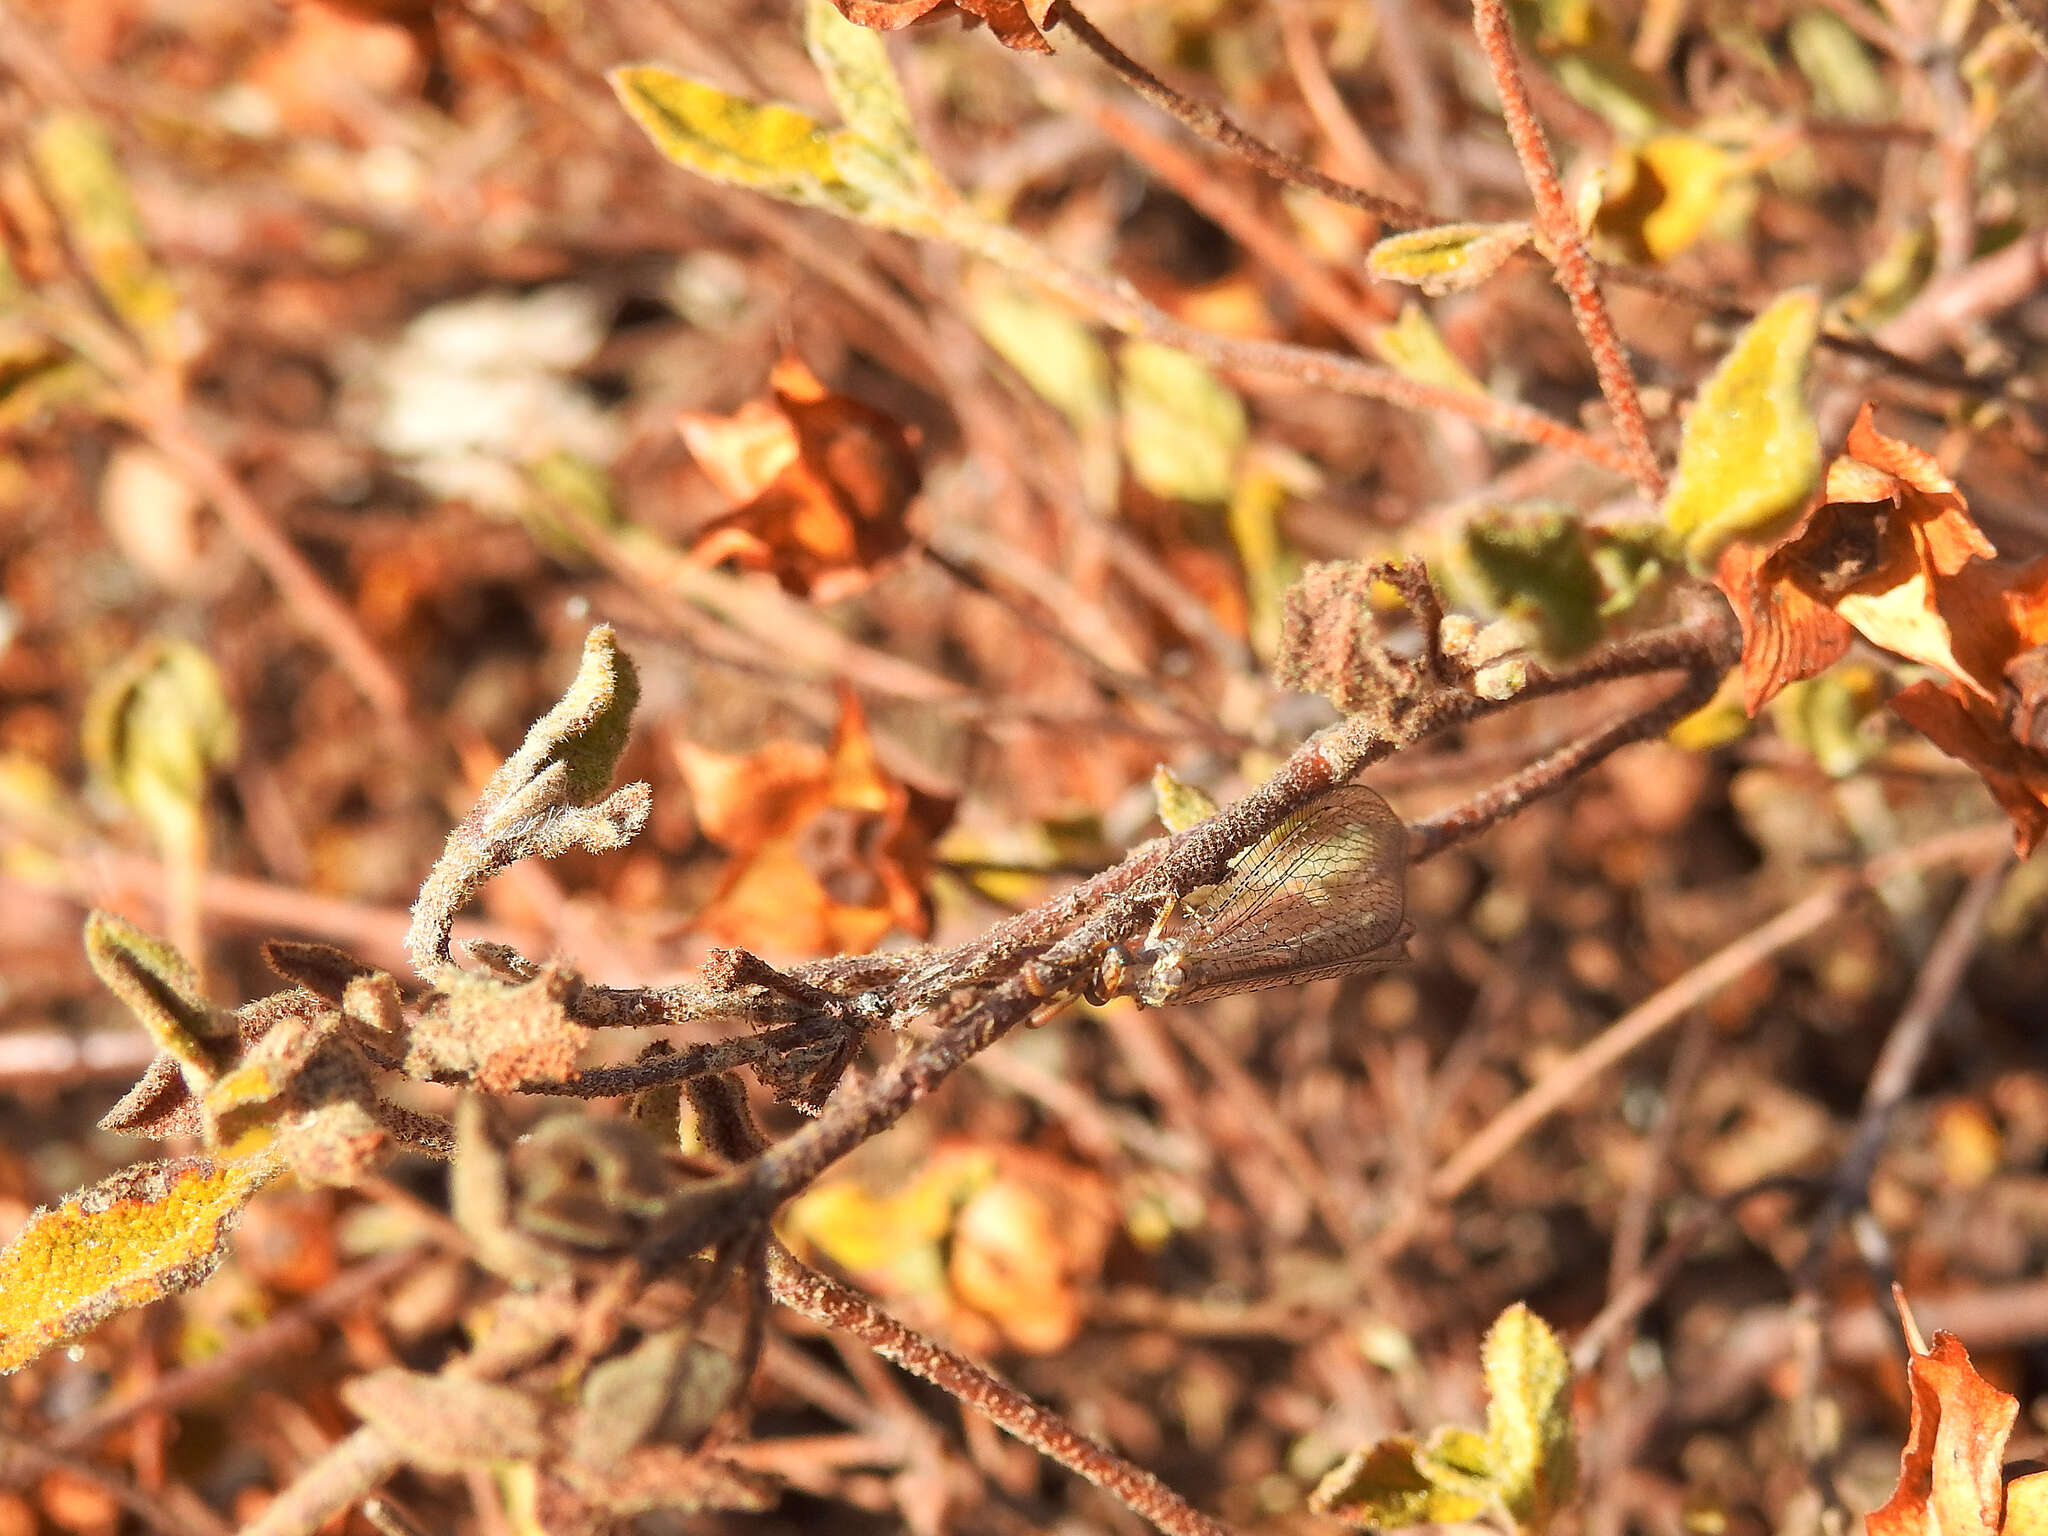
1867,1329,2048,1536
679,356,923,601
1714,405,2002,714
828,0,1055,53
675,689,950,956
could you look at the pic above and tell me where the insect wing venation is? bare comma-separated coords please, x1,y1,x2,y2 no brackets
1165,786,1408,999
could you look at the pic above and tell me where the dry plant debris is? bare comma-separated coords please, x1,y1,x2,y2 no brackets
0,0,2043,1534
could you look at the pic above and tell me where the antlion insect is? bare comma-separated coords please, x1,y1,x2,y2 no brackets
1085,783,1413,1009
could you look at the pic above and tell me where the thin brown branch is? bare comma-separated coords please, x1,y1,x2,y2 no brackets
239,1427,403,1536
764,1242,1242,1536
1050,0,1430,229
1468,0,1663,499
1043,0,1998,399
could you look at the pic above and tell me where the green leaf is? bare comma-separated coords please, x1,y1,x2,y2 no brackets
1310,1435,1490,1530
0,1155,278,1372
1366,222,1533,297
1227,458,1305,659
1482,1302,1578,1534
1661,289,1823,571
1117,341,1246,504
1462,507,1605,657
609,65,858,210
1150,765,1218,833
1370,304,1489,398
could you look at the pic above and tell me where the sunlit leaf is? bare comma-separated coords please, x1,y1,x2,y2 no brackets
609,66,858,210
1311,1436,1490,1530
1118,341,1246,505
1595,135,1752,264
1366,222,1533,296
84,911,231,1081
1867,1329,2043,1536
965,273,1114,436
28,111,184,359
0,1155,277,1372
1789,9,1891,123
1151,765,1218,833
1482,1302,1577,1533
1662,290,1823,571
804,0,945,203
80,637,237,855
1370,304,1488,399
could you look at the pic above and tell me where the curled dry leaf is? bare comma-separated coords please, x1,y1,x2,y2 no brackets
826,0,1055,54
1867,1329,2048,1536
680,355,923,601
0,1155,278,1372
408,964,592,1093
1712,406,2048,852
675,687,952,956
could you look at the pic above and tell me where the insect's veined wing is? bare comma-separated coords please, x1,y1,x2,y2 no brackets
1169,785,1408,990
1162,924,1413,1004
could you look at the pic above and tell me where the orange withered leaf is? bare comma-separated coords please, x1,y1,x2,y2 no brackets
1714,405,2003,715
1891,681,2048,859
1867,1329,2048,1536
828,0,1055,53
675,689,952,956
679,356,922,602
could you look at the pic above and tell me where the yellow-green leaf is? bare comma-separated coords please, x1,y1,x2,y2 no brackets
966,273,1114,436
1117,341,1246,504
1310,1435,1490,1530
84,911,231,1081
80,637,237,853
804,0,942,201
29,112,185,359
1667,669,1752,752
1789,8,1892,123
1370,304,1488,398
1366,222,1533,297
1768,665,1885,778
1661,289,1822,571
1482,1302,1577,1534
0,1155,277,1372
1596,135,1752,264
1462,507,1605,658
1414,1425,1494,1500
608,65,857,211
1151,765,1218,833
